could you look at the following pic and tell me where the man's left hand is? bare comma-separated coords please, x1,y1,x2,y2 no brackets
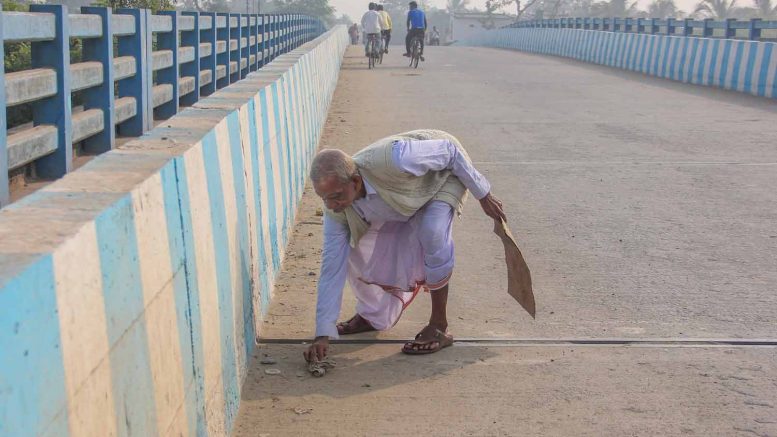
479,192,506,222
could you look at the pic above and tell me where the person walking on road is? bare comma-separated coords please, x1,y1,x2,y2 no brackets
304,130,506,362
404,1,427,61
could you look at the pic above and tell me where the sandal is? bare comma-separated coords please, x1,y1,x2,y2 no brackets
336,313,376,335
401,326,453,355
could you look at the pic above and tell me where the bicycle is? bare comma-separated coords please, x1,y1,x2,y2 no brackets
409,36,422,69
367,33,381,69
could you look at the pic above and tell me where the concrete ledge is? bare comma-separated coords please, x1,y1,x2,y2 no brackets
0,25,348,437
460,28,777,99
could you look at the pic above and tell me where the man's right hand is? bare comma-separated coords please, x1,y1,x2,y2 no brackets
304,336,330,362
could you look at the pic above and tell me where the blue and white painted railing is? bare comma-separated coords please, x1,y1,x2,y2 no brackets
460,25,777,99
0,6,326,207
0,25,349,437
510,17,777,41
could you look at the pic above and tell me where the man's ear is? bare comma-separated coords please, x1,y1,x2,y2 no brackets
352,173,363,191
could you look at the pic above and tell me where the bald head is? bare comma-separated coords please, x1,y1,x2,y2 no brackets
310,149,357,184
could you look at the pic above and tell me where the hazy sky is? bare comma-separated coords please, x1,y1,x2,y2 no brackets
329,0,757,24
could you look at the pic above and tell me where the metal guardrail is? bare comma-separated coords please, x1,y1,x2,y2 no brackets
508,17,777,41
0,6,325,206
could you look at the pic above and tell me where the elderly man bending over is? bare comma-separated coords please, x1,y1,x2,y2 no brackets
304,130,505,361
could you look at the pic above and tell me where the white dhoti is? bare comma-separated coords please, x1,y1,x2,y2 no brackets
347,201,454,330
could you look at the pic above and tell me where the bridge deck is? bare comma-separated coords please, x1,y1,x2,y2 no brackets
233,45,777,436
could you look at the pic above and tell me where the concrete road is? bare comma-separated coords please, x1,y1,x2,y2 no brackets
232,45,777,436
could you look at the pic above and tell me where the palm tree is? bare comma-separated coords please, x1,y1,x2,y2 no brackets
694,0,738,18
754,0,777,18
446,0,471,13
648,0,679,17
608,0,641,15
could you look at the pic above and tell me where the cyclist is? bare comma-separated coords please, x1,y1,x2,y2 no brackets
404,1,427,61
377,4,392,54
360,2,382,58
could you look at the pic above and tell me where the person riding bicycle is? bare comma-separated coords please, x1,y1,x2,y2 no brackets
404,1,427,61
377,4,392,54
361,2,382,57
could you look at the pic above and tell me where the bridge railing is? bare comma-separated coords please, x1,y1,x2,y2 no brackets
508,18,777,41
0,6,326,207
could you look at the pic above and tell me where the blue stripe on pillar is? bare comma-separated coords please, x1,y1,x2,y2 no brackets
259,88,281,273
757,43,773,97
707,39,721,86
225,113,255,359
271,82,291,245
718,39,733,87
200,130,240,429
167,157,208,436
743,42,758,94
696,38,710,84
0,255,69,437
245,99,272,313
729,41,746,90
159,160,203,435
95,197,158,436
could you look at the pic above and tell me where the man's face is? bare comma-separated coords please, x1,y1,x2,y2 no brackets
314,174,363,213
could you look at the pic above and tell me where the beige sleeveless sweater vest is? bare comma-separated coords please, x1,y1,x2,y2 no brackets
327,129,471,247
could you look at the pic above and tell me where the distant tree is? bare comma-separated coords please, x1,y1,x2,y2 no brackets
446,0,470,14
647,0,679,17
693,0,737,18
92,0,174,11
332,13,353,25
267,0,335,24
753,0,777,18
589,0,641,17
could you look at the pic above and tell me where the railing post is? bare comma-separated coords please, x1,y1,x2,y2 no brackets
216,13,230,88
666,18,676,35
229,14,241,83
156,10,179,119
29,4,72,179
625,18,633,32
683,18,693,36
80,7,115,154
250,14,259,71
637,18,645,33
116,8,152,136
200,12,217,96
0,4,8,206
271,15,277,61
748,18,761,41
650,18,658,34
724,18,736,39
258,14,267,67
181,11,201,106
703,18,714,38
237,14,251,80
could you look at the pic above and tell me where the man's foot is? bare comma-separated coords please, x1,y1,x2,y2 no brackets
336,313,376,335
402,325,453,355
420,55,425,62
384,48,389,54
403,52,410,57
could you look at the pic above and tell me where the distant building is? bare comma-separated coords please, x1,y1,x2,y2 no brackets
450,12,515,43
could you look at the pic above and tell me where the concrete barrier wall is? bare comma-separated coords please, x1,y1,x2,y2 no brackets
0,25,348,437
461,28,777,99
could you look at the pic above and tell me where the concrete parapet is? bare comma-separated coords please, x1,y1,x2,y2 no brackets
460,28,777,100
0,25,348,437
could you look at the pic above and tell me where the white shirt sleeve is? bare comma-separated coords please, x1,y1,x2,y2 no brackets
391,139,492,200
315,214,351,338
